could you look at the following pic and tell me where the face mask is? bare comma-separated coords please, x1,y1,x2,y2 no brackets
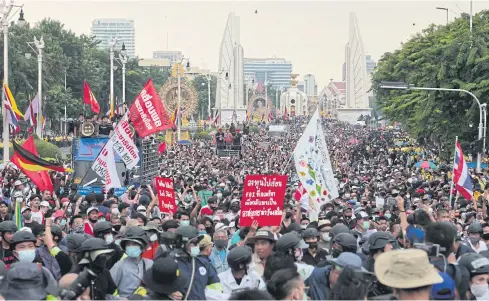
105,234,114,244
384,213,392,219
321,233,331,241
199,230,207,235
301,225,308,230
230,207,239,213
470,236,480,245
285,212,293,219
126,246,142,258
89,218,98,224
471,283,489,297
362,221,370,230
150,234,158,242
482,233,489,241
308,242,317,249
60,220,67,227
214,239,228,249
294,248,303,262
180,220,190,226
216,193,222,198
190,246,200,257
66,209,72,215
115,239,121,246
98,218,106,222
23,213,32,220
17,249,36,262
113,224,122,232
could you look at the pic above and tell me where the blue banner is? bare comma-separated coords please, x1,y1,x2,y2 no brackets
77,186,127,197
74,137,122,162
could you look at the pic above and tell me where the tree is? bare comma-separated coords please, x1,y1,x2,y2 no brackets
0,18,171,133
371,11,489,154
192,75,216,120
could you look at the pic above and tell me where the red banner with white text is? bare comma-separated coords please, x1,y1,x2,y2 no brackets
129,79,172,137
239,174,288,227
155,176,177,215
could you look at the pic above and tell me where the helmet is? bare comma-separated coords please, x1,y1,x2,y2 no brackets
66,233,89,253
276,232,308,252
368,232,395,251
331,224,350,238
333,233,358,250
175,225,199,243
227,246,252,271
0,221,17,234
93,221,113,237
459,253,489,276
121,226,149,249
468,223,483,234
50,224,63,239
10,231,37,249
78,238,114,264
302,228,320,239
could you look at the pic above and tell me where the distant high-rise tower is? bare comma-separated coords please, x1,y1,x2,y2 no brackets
365,55,376,74
243,58,293,89
344,13,370,109
91,19,136,57
153,51,183,66
303,74,317,97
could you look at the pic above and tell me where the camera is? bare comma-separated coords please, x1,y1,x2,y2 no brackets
413,243,445,257
59,268,97,300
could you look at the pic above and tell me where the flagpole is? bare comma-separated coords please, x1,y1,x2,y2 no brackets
449,136,458,209
281,153,294,174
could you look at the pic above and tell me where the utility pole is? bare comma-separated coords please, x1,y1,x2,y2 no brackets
34,36,45,138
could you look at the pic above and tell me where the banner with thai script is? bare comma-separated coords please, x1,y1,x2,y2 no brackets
74,137,122,162
155,176,176,215
129,79,172,137
111,114,140,169
239,174,288,227
90,140,121,189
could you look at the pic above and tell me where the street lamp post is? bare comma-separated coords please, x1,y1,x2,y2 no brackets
205,74,211,121
436,7,449,25
119,43,128,109
108,37,118,118
379,81,487,172
34,36,44,138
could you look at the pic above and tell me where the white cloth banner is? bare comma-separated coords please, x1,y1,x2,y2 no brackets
110,114,140,169
293,109,339,221
91,139,121,189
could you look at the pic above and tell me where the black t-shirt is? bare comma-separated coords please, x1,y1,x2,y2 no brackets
1,247,15,268
99,124,113,135
24,221,40,231
302,248,328,266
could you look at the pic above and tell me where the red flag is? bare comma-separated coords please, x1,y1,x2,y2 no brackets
11,136,53,192
294,183,305,201
158,141,167,154
129,79,172,137
83,80,101,114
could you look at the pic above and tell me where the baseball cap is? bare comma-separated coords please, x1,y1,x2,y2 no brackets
328,253,368,272
86,207,99,215
40,201,50,207
20,207,31,214
247,230,276,242
137,205,146,212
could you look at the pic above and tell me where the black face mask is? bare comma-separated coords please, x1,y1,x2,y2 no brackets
230,207,239,213
205,226,214,233
113,224,122,232
308,242,318,249
332,247,342,258
285,212,293,219
482,233,489,241
89,218,98,224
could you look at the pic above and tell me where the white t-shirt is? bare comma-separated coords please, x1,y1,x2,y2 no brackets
30,211,43,224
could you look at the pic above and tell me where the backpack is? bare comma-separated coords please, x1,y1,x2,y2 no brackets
431,260,463,300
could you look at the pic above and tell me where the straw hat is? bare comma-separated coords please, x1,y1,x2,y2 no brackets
375,249,443,289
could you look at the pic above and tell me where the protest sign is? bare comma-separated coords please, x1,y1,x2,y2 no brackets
155,176,176,215
239,174,288,227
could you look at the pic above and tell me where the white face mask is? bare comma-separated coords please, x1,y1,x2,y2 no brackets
321,233,331,242
150,234,158,242
471,283,489,298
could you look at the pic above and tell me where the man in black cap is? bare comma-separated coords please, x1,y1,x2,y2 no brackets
143,257,188,300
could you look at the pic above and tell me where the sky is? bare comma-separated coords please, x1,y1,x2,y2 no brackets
16,0,489,88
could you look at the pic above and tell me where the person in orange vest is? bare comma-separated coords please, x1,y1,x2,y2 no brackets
141,222,161,260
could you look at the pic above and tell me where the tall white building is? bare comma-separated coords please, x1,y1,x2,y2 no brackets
243,58,293,89
303,74,316,97
153,51,183,66
216,13,244,123
344,13,370,109
91,19,136,57
366,54,377,74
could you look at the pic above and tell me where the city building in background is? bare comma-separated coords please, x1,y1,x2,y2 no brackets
303,74,317,97
366,54,377,74
319,80,346,117
91,18,136,57
138,58,171,70
153,51,184,66
243,58,292,89
344,12,370,109
215,12,245,124
184,67,211,81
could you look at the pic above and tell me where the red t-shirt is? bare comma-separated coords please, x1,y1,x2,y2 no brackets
84,222,95,236
142,242,159,260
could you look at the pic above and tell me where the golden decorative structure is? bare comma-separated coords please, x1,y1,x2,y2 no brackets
158,77,198,118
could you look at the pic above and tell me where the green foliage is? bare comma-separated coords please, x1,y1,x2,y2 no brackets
250,126,260,133
192,75,217,120
0,19,170,131
9,136,62,159
371,12,489,150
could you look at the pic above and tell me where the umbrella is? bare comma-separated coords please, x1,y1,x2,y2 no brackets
415,161,437,170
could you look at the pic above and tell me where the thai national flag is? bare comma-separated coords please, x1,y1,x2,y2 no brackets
454,141,474,200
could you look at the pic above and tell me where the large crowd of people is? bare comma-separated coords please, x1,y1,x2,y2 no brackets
0,116,487,300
